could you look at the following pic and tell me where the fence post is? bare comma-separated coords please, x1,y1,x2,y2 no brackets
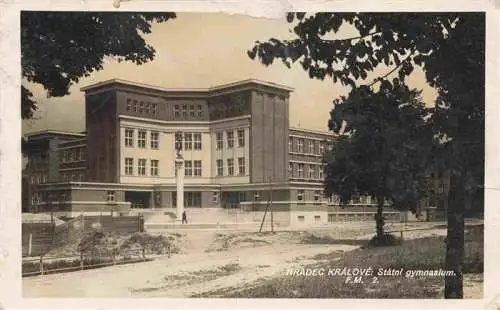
39,255,44,276
80,251,84,270
28,233,32,257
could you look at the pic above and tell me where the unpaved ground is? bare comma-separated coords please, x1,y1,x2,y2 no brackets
22,224,482,298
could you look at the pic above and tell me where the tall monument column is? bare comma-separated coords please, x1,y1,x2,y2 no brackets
174,132,184,223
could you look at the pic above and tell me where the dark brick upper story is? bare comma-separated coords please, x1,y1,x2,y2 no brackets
81,79,294,123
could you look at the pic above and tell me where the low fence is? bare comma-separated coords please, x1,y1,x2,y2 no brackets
22,246,171,277
22,214,145,257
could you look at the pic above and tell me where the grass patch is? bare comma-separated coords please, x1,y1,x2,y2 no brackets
204,226,483,298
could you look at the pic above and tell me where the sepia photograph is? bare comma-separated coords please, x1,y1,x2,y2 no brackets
15,7,486,303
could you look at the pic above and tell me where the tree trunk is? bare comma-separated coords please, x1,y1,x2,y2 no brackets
444,173,465,298
375,198,385,239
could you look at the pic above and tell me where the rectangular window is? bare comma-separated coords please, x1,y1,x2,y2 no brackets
152,103,158,115
150,131,159,149
289,137,293,152
237,129,245,147
150,160,159,176
175,132,183,151
133,100,138,112
314,215,321,221
174,104,180,118
319,142,325,154
125,128,134,147
184,133,193,150
182,104,187,118
193,160,202,176
212,191,218,203
138,130,147,148
138,158,147,176
314,190,321,201
75,148,81,161
227,159,234,176
70,150,76,162
194,133,202,150
185,192,201,207
197,104,203,117
145,102,150,114
298,139,304,153
63,150,68,163
289,163,293,178
126,99,132,111
79,173,85,182
139,101,144,113
189,105,195,117
216,132,223,149
308,165,315,179
81,149,87,161
106,191,115,202
185,160,193,176
298,163,304,178
297,189,304,201
254,191,261,201
318,165,324,180
298,215,305,222
227,131,234,148
308,140,314,153
216,159,223,176
238,157,245,175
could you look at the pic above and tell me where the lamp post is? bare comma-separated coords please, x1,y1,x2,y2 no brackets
174,132,184,224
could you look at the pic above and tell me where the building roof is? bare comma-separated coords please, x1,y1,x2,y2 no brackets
23,130,86,141
80,78,294,94
289,127,336,138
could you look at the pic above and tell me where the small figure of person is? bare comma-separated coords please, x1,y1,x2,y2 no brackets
182,211,187,224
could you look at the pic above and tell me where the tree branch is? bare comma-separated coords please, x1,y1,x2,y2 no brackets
365,50,415,87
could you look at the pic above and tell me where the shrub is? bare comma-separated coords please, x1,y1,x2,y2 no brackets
367,233,403,247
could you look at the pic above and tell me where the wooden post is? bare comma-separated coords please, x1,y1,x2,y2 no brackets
80,252,84,270
39,255,44,275
28,233,32,257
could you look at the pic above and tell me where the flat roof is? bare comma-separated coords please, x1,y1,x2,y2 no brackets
289,127,335,137
24,130,86,139
80,78,294,93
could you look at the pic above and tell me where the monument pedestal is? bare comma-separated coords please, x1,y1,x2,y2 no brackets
175,155,184,223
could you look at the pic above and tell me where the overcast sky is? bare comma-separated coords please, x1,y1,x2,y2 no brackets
22,12,437,134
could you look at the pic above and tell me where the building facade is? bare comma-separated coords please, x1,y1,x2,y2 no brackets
22,78,448,221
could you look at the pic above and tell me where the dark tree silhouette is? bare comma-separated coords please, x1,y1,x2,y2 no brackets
21,11,176,119
325,80,433,241
248,12,484,298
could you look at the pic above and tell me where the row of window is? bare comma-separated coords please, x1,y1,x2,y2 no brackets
124,129,160,149
289,137,327,155
61,171,86,182
289,162,325,180
174,132,203,150
215,129,245,150
29,173,47,185
215,157,246,176
61,147,87,163
174,104,203,118
125,158,160,176
126,99,159,116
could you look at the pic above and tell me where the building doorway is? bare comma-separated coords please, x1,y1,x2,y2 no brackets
125,191,151,209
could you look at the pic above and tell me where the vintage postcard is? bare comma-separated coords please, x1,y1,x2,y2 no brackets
0,0,498,309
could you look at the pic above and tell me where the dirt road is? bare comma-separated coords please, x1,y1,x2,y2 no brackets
22,225,482,298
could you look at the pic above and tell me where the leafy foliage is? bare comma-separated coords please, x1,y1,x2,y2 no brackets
324,80,433,214
249,12,484,298
21,12,176,119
